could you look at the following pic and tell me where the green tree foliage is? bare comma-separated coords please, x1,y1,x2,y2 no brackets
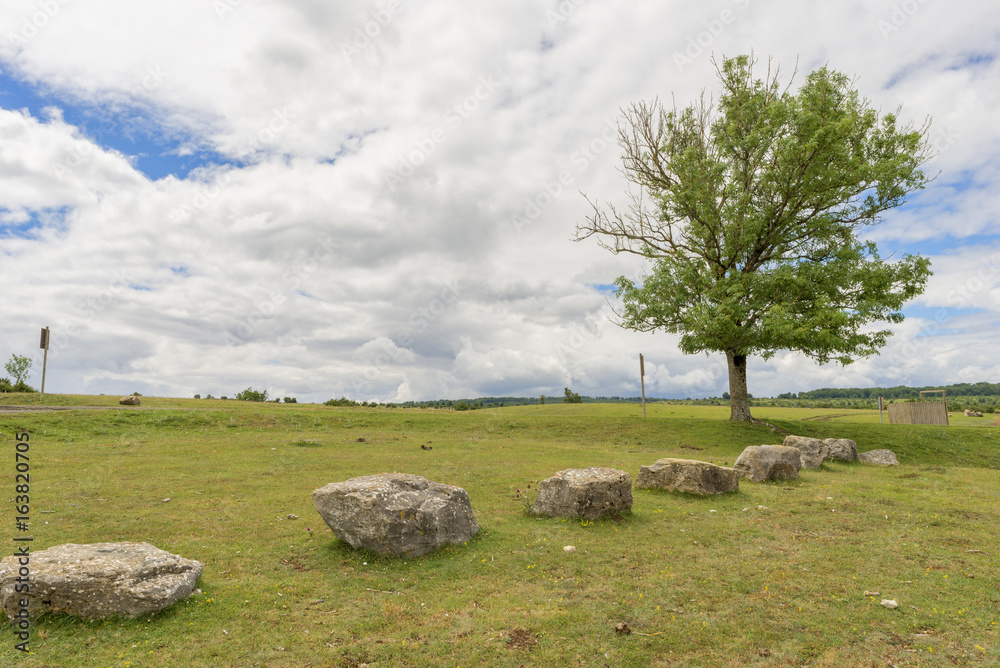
577,55,933,421
564,387,583,404
235,387,269,402
324,397,359,407
4,354,32,383
2,354,36,392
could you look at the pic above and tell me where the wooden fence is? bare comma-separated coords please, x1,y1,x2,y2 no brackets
887,401,949,425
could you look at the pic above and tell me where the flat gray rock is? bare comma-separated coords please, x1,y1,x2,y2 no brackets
0,542,202,620
858,449,899,466
823,438,859,462
636,458,738,495
530,467,632,519
313,473,479,558
734,445,801,482
783,435,828,469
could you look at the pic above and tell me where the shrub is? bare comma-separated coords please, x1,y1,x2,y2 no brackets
563,388,582,404
0,377,13,393
4,354,32,386
235,387,269,402
324,397,358,407
194,394,201,399
455,401,471,411
283,397,297,403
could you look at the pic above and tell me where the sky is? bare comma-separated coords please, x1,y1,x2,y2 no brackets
0,0,998,404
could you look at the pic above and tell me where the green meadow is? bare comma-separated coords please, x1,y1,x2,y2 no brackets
1,397,998,667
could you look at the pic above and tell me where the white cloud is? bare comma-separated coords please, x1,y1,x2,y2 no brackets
1,0,999,402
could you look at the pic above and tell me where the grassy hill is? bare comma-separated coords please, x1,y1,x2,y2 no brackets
1,396,997,666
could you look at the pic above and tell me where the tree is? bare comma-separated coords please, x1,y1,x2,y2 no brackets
3,354,35,392
576,55,932,421
564,387,583,404
4,354,32,385
235,387,269,402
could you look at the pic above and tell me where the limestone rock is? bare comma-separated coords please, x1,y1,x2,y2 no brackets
823,438,859,462
733,445,801,482
636,458,738,495
312,473,479,558
0,542,202,620
530,467,632,519
964,409,984,417
858,449,899,466
119,396,141,406
782,435,828,469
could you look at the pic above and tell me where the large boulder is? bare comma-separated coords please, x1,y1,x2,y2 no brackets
119,396,141,406
823,438,859,462
734,445,801,482
636,458,739,495
0,542,202,620
858,449,899,466
782,435,828,469
313,473,479,558
530,467,632,519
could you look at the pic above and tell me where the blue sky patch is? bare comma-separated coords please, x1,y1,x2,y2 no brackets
588,283,617,295
0,68,225,180
0,206,69,238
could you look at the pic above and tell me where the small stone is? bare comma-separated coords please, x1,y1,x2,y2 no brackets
286,514,298,520
864,590,880,597
859,449,899,466
563,545,576,553
614,621,632,635
880,599,899,609
162,498,171,503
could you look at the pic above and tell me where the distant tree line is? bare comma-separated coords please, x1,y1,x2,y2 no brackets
786,382,1000,400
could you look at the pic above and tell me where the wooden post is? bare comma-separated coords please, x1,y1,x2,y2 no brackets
40,326,50,394
639,353,646,418
878,396,883,424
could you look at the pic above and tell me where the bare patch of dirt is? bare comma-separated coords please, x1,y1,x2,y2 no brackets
505,628,538,651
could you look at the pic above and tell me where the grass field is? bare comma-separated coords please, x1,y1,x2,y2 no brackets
1,396,998,667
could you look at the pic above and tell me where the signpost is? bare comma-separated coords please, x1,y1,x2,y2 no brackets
639,353,646,418
39,326,50,394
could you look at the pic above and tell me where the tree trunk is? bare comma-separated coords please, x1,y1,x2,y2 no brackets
726,351,753,422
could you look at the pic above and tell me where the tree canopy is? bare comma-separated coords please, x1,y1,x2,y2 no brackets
577,55,933,421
